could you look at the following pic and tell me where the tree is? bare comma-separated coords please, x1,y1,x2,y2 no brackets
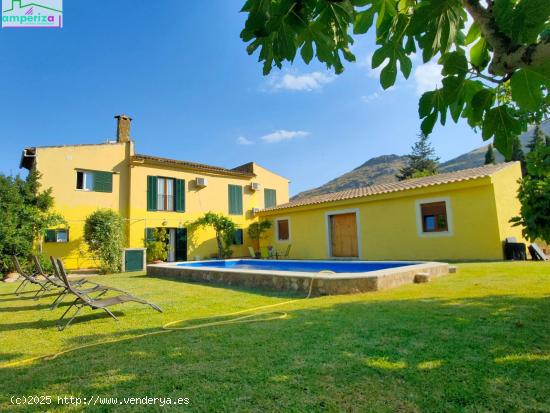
510,136,525,162
0,171,64,275
397,133,439,181
191,212,236,259
83,209,125,273
248,220,272,252
511,132,550,243
484,144,496,165
240,0,550,159
527,124,547,151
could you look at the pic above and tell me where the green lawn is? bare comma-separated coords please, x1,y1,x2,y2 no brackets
1,262,549,412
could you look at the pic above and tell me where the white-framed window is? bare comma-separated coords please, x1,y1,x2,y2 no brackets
157,177,175,211
415,197,453,237
275,218,291,242
76,171,94,191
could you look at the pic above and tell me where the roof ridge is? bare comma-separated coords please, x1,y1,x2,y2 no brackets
132,154,256,177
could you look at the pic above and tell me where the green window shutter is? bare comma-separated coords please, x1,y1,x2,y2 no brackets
264,189,277,208
93,171,113,193
147,176,158,211
228,185,243,215
233,229,243,245
45,229,56,243
145,228,155,243
175,179,185,212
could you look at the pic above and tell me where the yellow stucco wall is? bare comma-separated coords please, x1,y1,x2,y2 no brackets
259,165,524,261
490,162,526,243
127,161,289,261
36,142,132,269
34,142,289,269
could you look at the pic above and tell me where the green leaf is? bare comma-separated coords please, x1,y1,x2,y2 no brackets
354,8,375,34
441,51,468,78
510,69,545,112
300,40,314,64
464,22,480,45
396,53,411,78
380,62,397,89
471,89,495,123
482,105,523,158
470,38,490,70
421,112,437,135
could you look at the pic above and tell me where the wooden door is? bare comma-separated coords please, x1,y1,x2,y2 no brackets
330,213,358,257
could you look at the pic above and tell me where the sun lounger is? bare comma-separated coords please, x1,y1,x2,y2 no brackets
529,243,549,261
55,259,162,331
12,256,55,299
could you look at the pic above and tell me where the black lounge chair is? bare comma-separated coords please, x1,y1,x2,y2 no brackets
56,259,162,331
12,256,55,299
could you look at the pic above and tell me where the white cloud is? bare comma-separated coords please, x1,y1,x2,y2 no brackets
414,62,442,95
360,92,380,104
236,136,253,145
268,71,334,91
260,130,309,144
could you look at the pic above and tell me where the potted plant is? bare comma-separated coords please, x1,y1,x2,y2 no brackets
146,228,169,263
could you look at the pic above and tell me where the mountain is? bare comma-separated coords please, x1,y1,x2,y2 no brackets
292,155,407,201
292,120,549,201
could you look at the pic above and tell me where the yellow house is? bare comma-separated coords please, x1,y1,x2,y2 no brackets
258,162,525,261
20,115,290,269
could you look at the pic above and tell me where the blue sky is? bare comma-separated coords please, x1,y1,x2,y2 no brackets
0,1,486,195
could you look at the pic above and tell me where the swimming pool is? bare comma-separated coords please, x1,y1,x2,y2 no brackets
176,260,416,273
148,259,450,295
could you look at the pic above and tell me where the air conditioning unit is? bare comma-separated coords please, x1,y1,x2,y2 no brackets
195,177,208,187
251,208,261,214
250,182,261,191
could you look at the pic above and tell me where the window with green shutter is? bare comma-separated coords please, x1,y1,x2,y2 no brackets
264,189,277,208
76,170,112,192
175,179,185,212
45,229,56,243
232,229,244,245
147,176,158,211
45,229,69,243
93,171,113,193
228,184,243,215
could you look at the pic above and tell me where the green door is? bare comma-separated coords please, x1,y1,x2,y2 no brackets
125,250,144,272
175,228,187,261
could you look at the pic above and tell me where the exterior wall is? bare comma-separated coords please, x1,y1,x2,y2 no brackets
36,142,133,269
34,142,289,269
490,162,526,243
127,162,289,261
259,176,520,261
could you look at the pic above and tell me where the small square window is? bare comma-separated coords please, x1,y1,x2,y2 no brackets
76,171,95,191
56,230,68,243
420,202,448,233
276,219,290,241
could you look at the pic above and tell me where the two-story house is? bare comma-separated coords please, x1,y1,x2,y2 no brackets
20,115,289,269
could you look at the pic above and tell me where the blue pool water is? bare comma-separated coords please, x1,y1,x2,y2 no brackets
176,260,415,273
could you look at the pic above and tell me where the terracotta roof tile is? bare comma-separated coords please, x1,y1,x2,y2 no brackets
260,162,516,213
132,154,255,178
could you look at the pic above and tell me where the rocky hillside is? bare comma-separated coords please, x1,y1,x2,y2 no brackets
292,121,549,201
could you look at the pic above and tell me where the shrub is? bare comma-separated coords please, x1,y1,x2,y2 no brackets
191,212,236,259
0,170,64,275
83,209,125,273
248,220,272,251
